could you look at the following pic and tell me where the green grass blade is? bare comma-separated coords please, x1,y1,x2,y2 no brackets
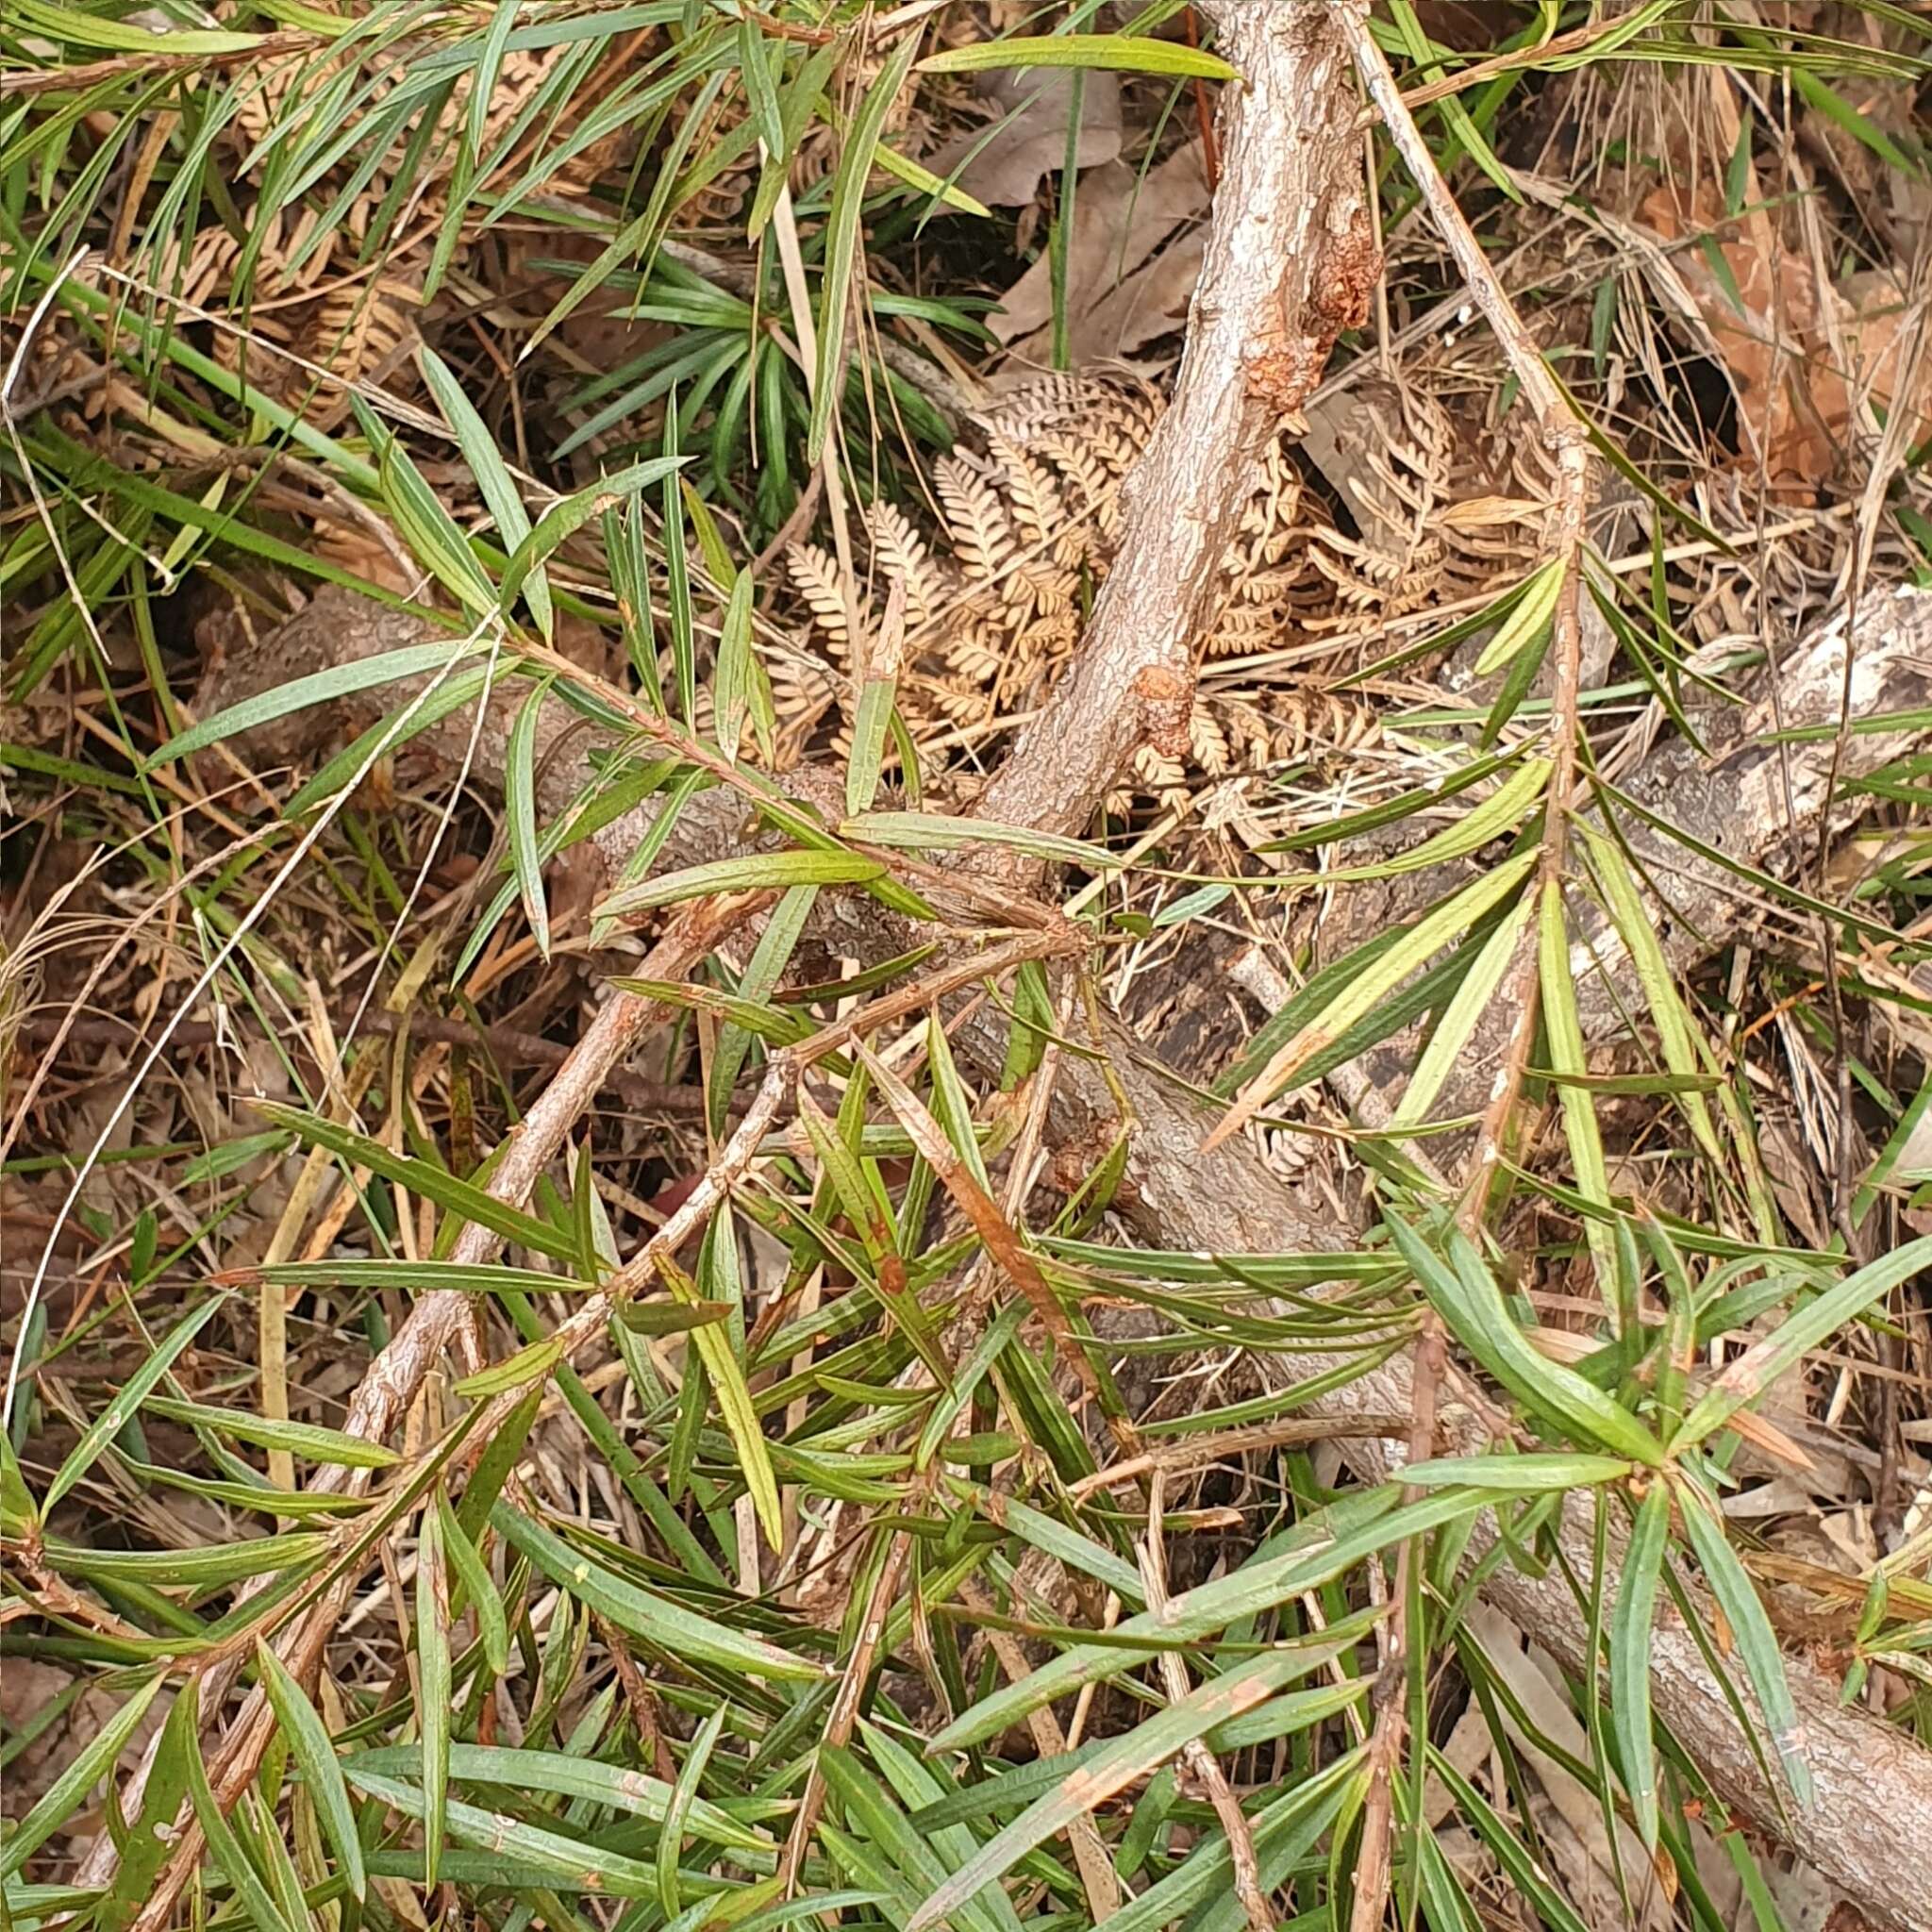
255,1640,367,1904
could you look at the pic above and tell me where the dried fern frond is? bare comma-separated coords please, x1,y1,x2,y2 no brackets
1271,689,1384,758
785,545,854,659
863,503,946,627
779,367,1485,802
934,457,1017,583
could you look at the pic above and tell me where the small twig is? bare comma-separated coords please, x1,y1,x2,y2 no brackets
1348,1319,1445,1932
1141,1472,1272,1932
598,1621,689,1785
1372,6,1671,121
781,1517,918,1890
1178,8,1224,191
1069,1412,1415,1498
1327,0,1592,1222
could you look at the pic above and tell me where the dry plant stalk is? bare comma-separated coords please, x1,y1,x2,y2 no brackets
1315,9,1592,1920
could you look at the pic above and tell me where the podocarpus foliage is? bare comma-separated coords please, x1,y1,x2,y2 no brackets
5,4,1932,1932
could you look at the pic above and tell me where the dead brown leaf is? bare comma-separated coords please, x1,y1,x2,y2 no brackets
994,142,1210,364
1641,179,1932,496
925,67,1123,210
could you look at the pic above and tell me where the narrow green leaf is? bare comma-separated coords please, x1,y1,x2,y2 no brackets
1674,1480,1814,1810
1390,888,1534,1127
1611,1480,1672,1848
1387,1217,1665,1466
417,1501,452,1887
1578,824,1724,1167
943,1479,1144,1606
1540,879,1619,1294
658,1703,727,1917
100,1667,199,1931
1318,756,1549,884
1103,1752,1361,1932
139,1393,400,1468
0,1674,165,1881
809,35,921,464
663,1254,783,1551
342,1766,661,1896
1428,1747,1593,1932
1473,557,1564,676
344,1742,764,1848
147,640,471,769
245,1258,593,1294
506,677,554,959
14,0,261,51
714,568,756,761
599,848,884,921
419,342,550,640
842,808,1118,872
435,1491,508,1676
928,1499,1468,1752
358,399,499,616
1401,1453,1632,1491
1674,1237,1932,1450
182,1679,299,1932
846,675,899,818
498,458,686,614
45,1529,327,1588
709,882,816,1135
491,1504,823,1679
1209,849,1539,1145
44,1296,224,1510
254,1102,577,1260
736,17,785,155
908,1649,1315,1931
255,1641,366,1903
454,1333,567,1397
917,35,1236,80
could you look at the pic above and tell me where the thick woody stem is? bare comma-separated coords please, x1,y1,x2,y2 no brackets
977,0,1371,848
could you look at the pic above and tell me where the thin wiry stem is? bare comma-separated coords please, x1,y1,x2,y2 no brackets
1323,8,1592,1921
1325,0,1592,1224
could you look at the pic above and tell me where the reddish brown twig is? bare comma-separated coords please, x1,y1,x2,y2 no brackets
96,895,763,1919
1179,8,1224,190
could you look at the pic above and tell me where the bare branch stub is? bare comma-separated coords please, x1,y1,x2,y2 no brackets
977,0,1371,850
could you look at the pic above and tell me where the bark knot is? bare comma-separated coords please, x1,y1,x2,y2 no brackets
1130,663,1195,760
